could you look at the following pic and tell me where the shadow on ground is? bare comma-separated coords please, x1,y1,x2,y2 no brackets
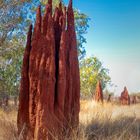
85,116,140,140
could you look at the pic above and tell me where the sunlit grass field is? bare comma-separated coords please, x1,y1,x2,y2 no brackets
0,100,140,140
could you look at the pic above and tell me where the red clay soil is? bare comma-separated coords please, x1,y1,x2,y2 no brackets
120,87,130,105
17,0,80,139
94,81,103,102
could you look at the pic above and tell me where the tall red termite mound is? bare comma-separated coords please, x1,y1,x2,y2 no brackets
94,81,103,102
107,94,111,102
131,95,137,104
17,0,80,139
120,87,130,105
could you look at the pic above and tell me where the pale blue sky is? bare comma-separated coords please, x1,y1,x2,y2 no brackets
64,0,140,95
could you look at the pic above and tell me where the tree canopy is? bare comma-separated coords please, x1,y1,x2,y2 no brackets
80,56,111,97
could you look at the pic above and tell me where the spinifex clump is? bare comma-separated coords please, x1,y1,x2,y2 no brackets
17,0,80,139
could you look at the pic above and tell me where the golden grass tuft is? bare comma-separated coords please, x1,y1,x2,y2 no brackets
0,101,140,140
0,107,18,140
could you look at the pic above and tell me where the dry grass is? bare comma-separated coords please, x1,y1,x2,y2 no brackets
0,107,18,140
80,100,140,140
0,101,140,140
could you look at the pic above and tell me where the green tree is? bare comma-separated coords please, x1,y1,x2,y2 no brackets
0,37,25,96
0,0,30,96
0,0,31,46
80,56,111,97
